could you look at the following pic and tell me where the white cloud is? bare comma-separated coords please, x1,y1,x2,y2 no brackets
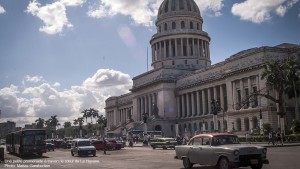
0,5,5,14
0,69,132,127
25,75,44,83
26,0,85,34
88,0,224,26
231,0,299,23
194,0,224,16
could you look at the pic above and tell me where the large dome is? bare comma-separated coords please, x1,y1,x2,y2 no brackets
157,0,201,20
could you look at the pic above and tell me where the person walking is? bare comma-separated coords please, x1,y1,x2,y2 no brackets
103,138,107,155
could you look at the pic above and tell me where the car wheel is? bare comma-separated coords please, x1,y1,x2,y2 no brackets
162,146,167,150
251,164,263,169
93,152,96,157
218,157,232,169
182,157,193,169
152,146,156,150
71,152,74,156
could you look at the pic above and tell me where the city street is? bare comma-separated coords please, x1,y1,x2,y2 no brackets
1,145,300,169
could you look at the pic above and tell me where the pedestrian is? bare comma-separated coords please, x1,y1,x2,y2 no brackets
276,131,283,146
103,138,107,155
268,131,274,145
245,132,251,144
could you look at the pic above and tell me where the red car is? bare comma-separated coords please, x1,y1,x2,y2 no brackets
91,140,117,150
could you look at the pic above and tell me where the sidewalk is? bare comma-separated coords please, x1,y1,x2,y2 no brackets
240,142,300,148
130,142,300,148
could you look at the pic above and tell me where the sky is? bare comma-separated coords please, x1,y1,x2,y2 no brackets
0,0,300,127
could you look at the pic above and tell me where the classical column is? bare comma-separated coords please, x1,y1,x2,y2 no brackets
152,45,154,61
169,39,172,58
207,42,210,59
248,77,253,108
197,39,200,57
213,86,217,101
240,79,244,109
181,94,185,118
208,88,211,114
192,38,195,57
256,74,261,106
181,38,183,56
177,96,181,118
175,38,178,57
159,41,162,60
196,91,200,116
232,81,236,110
187,93,191,117
191,92,195,116
187,38,190,56
220,85,224,110
202,89,206,115
164,40,167,59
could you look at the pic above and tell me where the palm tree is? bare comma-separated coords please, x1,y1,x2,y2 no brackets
77,117,84,138
35,118,45,129
63,122,71,128
96,114,107,136
73,119,79,126
49,115,59,130
81,109,89,125
89,108,99,124
285,59,300,120
260,60,289,133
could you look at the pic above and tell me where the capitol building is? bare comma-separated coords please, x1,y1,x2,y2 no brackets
105,0,300,137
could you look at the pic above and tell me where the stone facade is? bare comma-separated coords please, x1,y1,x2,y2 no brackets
105,0,300,137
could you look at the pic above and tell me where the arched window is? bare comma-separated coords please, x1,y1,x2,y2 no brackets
190,21,193,29
164,23,167,31
181,21,185,29
172,22,176,29
197,23,199,30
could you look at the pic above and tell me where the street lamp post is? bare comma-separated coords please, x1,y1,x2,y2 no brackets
211,99,221,132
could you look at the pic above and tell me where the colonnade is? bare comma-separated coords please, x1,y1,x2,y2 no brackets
152,38,209,61
106,110,114,128
177,84,227,118
137,93,158,121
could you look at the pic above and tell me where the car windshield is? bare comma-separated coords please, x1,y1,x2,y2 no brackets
23,135,45,146
78,141,91,146
212,135,240,146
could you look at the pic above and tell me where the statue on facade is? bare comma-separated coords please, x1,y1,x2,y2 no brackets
142,113,148,123
152,103,159,118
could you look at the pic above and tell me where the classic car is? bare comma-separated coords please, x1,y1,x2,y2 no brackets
174,133,269,169
150,137,177,149
46,143,55,151
71,139,96,157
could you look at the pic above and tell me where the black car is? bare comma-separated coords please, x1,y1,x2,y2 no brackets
46,143,55,151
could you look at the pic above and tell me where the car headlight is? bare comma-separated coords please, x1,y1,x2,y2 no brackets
263,148,267,154
233,150,240,156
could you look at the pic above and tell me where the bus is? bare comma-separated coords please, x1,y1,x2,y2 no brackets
6,129,47,157
127,130,162,138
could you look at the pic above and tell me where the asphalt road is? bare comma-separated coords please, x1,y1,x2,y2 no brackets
1,145,300,169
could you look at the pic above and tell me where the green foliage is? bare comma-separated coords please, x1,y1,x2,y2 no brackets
290,120,300,134
262,123,272,135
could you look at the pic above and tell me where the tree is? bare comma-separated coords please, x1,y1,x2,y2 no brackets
73,119,78,126
285,59,300,120
90,108,99,124
63,122,71,128
81,109,89,125
76,117,84,138
49,115,59,130
35,118,45,129
290,120,300,134
96,114,107,136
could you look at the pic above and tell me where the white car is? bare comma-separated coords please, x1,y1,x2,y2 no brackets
175,133,269,169
71,139,96,157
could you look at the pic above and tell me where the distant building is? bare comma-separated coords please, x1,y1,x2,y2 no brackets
24,123,37,129
0,121,16,139
105,0,300,137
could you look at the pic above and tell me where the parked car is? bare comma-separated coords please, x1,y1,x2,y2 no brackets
46,143,55,151
174,133,269,169
91,139,117,151
71,139,96,157
106,138,123,150
150,137,177,150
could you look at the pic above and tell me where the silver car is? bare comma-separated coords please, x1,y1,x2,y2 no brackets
71,139,96,157
175,133,269,169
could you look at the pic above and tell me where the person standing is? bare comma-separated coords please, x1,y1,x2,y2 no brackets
268,131,274,145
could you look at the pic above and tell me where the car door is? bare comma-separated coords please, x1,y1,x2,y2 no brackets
188,136,213,165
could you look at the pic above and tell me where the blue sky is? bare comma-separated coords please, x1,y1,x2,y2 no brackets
0,0,300,127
